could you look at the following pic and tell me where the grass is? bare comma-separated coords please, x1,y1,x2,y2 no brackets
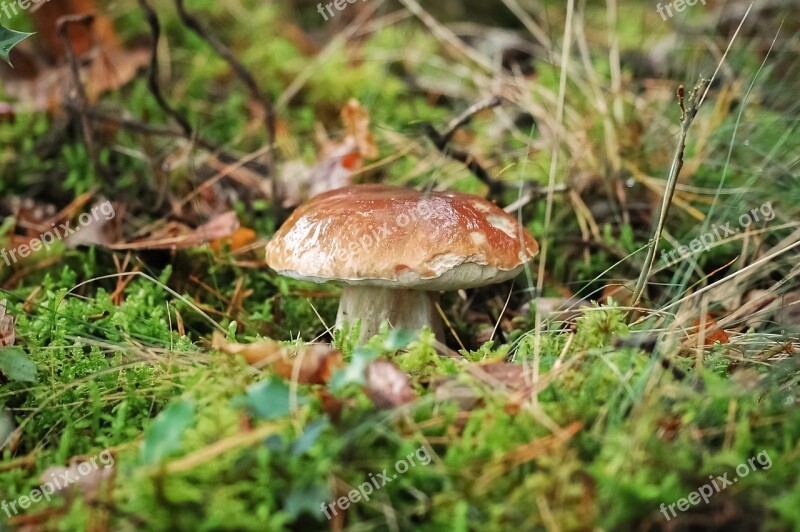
1,0,799,530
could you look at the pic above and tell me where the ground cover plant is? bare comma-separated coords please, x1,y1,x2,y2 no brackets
0,0,799,530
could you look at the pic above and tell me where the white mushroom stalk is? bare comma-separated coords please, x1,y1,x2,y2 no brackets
336,286,443,343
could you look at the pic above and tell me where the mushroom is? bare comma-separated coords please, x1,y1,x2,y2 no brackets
265,185,539,343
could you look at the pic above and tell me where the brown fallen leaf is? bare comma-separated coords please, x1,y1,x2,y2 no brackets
341,98,379,160
107,211,240,251
434,362,537,411
39,458,114,504
296,99,380,202
690,314,730,346
306,143,362,199
470,361,536,392
212,333,343,384
85,48,151,103
32,0,118,62
0,300,15,348
209,227,258,254
1,47,149,113
273,344,343,385
212,332,285,366
318,390,345,424
64,199,121,249
365,360,416,409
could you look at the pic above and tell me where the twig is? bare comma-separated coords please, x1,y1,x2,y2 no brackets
425,95,511,196
630,77,708,311
425,119,504,196
137,0,193,139
173,0,278,211
56,14,98,170
442,95,503,144
63,103,217,150
426,95,569,202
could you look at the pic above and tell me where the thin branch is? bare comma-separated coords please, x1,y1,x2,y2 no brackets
63,103,194,141
56,14,98,168
425,120,504,196
137,0,193,139
630,77,708,310
425,94,563,201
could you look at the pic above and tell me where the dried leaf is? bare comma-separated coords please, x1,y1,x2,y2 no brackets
108,211,239,251
301,99,378,200
64,200,119,249
307,141,361,199
470,362,536,391
39,456,114,502
273,344,344,385
212,332,286,365
433,362,536,411
364,360,416,409
32,0,117,61
209,227,258,253
341,98,378,159
1,47,149,112
212,333,343,384
0,300,15,347
85,47,150,103
691,314,729,346
276,159,312,208
777,290,800,330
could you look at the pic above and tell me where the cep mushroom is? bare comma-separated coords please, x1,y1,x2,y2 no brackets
265,185,539,343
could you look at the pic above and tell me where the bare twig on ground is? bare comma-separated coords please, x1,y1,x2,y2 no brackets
137,0,192,139
57,14,100,173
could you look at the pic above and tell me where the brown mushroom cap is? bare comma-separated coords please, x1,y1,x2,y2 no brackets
266,185,539,290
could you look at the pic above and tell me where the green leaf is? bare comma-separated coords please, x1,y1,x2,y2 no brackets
284,483,330,519
0,25,34,66
0,348,37,382
383,329,418,351
140,399,195,464
290,416,329,456
328,347,380,392
239,376,307,420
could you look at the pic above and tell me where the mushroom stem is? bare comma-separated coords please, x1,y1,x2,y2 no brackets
336,285,443,344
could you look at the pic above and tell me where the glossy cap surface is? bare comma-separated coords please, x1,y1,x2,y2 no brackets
265,185,539,289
